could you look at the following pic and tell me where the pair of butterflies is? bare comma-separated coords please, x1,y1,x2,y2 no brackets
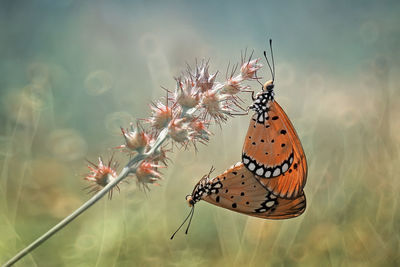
171,40,307,238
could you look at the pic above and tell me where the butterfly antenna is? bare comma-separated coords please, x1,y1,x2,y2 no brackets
209,166,215,177
269,39,275,81
254,72,264,87
185,206,195,234
263,50,274,82
170,207,194,240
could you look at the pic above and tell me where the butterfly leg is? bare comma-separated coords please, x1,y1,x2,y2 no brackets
238,89,256,100
231,106,250,116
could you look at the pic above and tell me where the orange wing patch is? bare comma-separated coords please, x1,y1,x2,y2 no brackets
242,102,294,178
192,163,306,219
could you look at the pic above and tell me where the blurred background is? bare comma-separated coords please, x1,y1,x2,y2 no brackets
0,0,399,266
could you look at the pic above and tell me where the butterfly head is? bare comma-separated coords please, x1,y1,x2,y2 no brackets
186,195,195,207
263,80,274,92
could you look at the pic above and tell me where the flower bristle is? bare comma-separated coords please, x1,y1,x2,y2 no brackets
199,89,231,124
168,117,191,145
194,60,217,93
175,77,200,109
149,145,171,166
135,161,165,191
240,58,263,80
148,97,174,130
84,156,119,199
188,117,212,146
116,122,150,154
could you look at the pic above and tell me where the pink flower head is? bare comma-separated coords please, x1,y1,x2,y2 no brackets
167,117,190,144
190,118,210,134
149,100,173,130
200,90,231,123
150,145,171,166
135,161,164,189
240,58,262,79
195,62,217,93
220,77,249,95
85,157,119,198
189,118,212,145
117,123,150,154
175,77,200,109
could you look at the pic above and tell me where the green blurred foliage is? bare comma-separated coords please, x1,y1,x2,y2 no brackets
1,0,399,266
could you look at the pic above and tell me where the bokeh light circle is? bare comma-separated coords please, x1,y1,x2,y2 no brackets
47,129,88,161
4,89,44,127
84,70,113,95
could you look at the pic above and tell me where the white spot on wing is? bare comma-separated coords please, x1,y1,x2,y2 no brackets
213,183,221,188
248,163,256,171
243,158,249,164
266,201,275,207
256,168,264,176
282,163,289,172
265,171,271,178
273,168,281,176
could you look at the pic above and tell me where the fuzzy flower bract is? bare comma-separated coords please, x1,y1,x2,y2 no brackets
84,157,119,198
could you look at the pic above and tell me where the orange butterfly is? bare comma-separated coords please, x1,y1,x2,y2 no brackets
171,40,307,238
242,40,307,199
171,163,306,239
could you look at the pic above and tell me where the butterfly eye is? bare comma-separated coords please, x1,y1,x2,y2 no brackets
267,84,274,91
186,195,195,206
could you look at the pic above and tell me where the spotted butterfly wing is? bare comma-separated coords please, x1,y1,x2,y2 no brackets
189,162,306,219
242,91,307,199
258,100,307,199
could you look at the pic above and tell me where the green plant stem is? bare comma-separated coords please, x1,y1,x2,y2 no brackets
2,128,169,267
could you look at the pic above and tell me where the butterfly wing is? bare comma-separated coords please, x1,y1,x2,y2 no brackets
242,100,307,199
200,163,306,219
258,101,307,199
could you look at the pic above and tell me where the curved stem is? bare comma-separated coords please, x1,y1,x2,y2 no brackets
3,130,170,267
